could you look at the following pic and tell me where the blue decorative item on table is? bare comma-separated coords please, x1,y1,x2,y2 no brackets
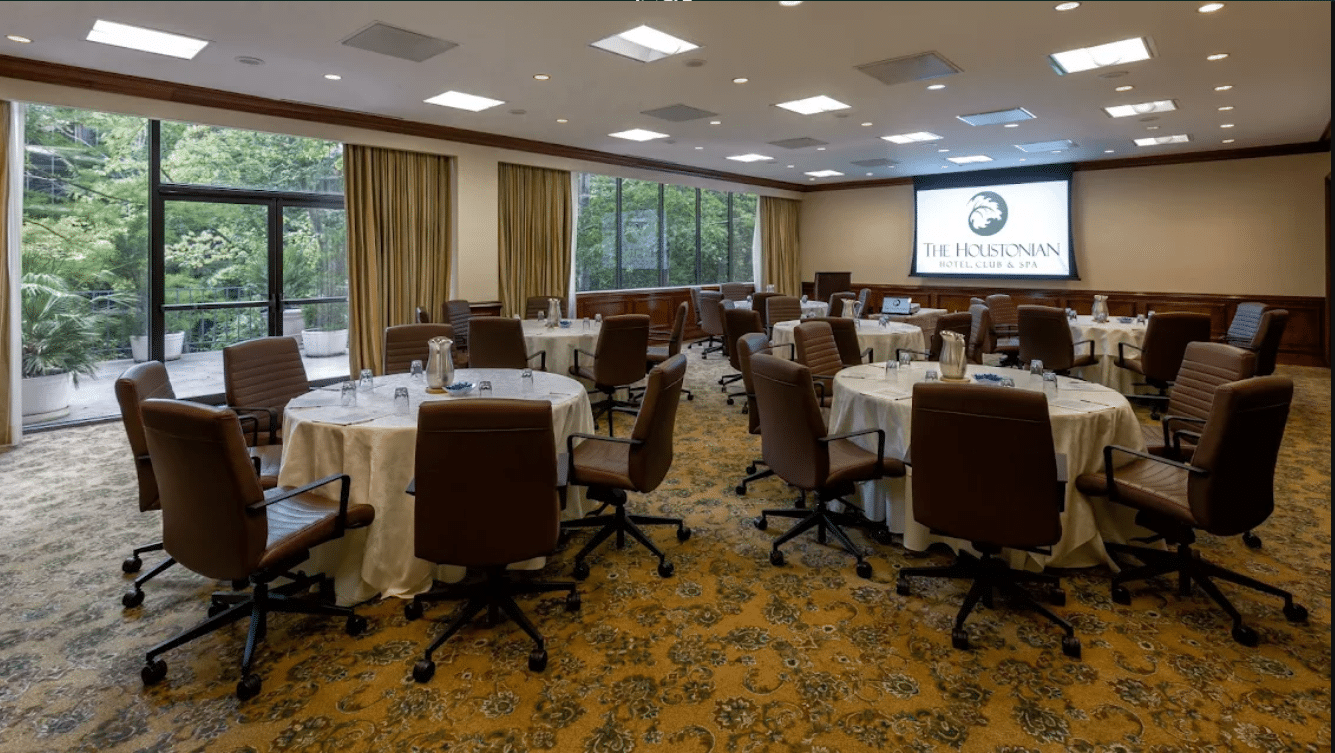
559,320,571,328
973,373,1005,383
1118,316,1135,324
445,381,474,396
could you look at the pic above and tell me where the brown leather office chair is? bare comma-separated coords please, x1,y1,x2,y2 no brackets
137,399,374,700
643,302,692,401
444,300,472,359
1247,309,1288,377
1075,377,1308,646
732,333,798,500
1116,311,1211,417
383,323,456,375
766,295,803,330
720,281,754,302
722,307,765,403
812,271,851,306
855,288,871,317
563,354,690,579
1222,302,1265,347
750,291,779,325
985,294,1020,337
749,353,904,578
687,287,709,351
811,317,873,365
828,291,856,318
525,295,567,320
793,320,845,408
571,314,650,436
1017,305,1097,374
415,307,431,324
223,336,312,445
966,303,993,364
897,311,972,362
403,398,578,679
116,361,282,608
896,384,1080,658
1143,342,1255,459
468,316,547,371
697,290,727,358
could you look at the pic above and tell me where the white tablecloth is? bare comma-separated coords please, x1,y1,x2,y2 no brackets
522,319,601,381
771,319,926,363
1068,315,1147,394
884,308,949,342
279,369,595,603
827,361,1149,569
735,299,829,318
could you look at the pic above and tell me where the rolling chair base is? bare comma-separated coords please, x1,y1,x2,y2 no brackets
754,496,886,579
561,489,690,579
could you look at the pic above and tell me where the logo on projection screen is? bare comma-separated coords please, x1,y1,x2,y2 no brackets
967,191,1008,236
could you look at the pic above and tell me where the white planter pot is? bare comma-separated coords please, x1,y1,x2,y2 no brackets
283,309,306,347
302,328,348,357
131,332,185,362
21,372,73,425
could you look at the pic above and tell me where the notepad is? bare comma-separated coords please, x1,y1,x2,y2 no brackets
1049,397,1106,413
309,407,388,425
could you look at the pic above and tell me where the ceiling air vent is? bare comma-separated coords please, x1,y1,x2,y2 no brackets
856,51,960,86
641,104,719,122
1015,139,1077,153
341,22,457,63
958,107,1036,126
768,137,828,149
850,158,897,167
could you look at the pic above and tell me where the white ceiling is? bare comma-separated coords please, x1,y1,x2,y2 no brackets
1,1,1329,188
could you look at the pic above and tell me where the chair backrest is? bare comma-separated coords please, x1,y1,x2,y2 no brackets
911,383,1062,548
384,323,455,374
445,300,472,348
812,271,851,305
829,291,855,317
1188,376,1293,536
750,353,830,491
116,361,176,513
986,294,1019,331
626,354,687,492
1166,341,1256,421
967,303,994,364
766,296,802,328
723,307,765,369
466,317,531,369
794,320,844,380
223,336,310,413
689,287,704,327
1017,305,1076,370
1251,309,1288,376
141,399,268,581
525,296,567,320
720,282,754,302
698,291,726,336
856,288,871,314
592,314,650,386
738,332,771,435
1140,312,1212,381
661,301,689,358
750,292,779,322
413,399,558,567
930,312,975,360
810,317,864,367
415,307,432,324
1225,301,1265,345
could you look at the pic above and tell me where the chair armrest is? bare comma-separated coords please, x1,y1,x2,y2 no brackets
763,341,796,359
1074,339,1095,358
1116,341,1142,365
992,324,1019,337
820,427,885,468
228,405,280,444
572,348,596,372
236,413,260,446
566,432,642,461
1100,445,1207,501
1054,452,1068,485
860,347,874,364
249,473,353,534
812,377,830,403
527,349,547,371
1161,415,1206,452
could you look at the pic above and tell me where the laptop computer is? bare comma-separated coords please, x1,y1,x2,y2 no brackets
881,297,912,315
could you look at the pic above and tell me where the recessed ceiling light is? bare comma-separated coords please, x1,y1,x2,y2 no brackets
323,74,341,80
882,131,943,144
1206,53,1229,61
727,153,773,162
86,19,209,59
709,120,721,125
1055,2,1081,10
1220,123,1235,128
937,148,950,153
816,147,826,151
947,155,993,164
234,56,264,66
1198,2,1225,12
556,118,568,123
533,74,550,81
1050,37,1152,74
1214,84,1233,91
866,172,873,176
1218,105,1234,111
1115,85,1134,92
806,170,844,178
1019,158,1027,162
1016,139,1077,152
1223,139,1235,143
424,90,505,112
694,146,703,150
732,77,749,84
780,2,803,6
786,165,795,168
926,84,946,91
1146,125,1160,130
1104,99,1177,118
609,128,670,141
1135,134,1191,146
1104,149,1115,153
1004,123,1019,128
776,95,851,115
6,35,32,43
591,25,698,63
860,122,873,127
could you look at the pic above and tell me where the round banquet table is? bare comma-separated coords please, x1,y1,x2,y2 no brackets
1067,314,1147,395
278,368,596,604
827,361,1150,570
735,298,829,318
883,307,949,342
771,319,926,363
522,318,601,382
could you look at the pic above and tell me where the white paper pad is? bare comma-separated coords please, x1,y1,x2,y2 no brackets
1057,380,1104,392
871,383,913,399
308,407,389,425
1049,397,1107,413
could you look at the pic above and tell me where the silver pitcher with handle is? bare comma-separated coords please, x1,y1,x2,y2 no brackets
426,336,454,391
547,297,562,328
1091,295,1109,323
939,330,968,381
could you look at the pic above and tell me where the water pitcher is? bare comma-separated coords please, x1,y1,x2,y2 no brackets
939,330,968,381
1092,295,1109,323
426,336,454,391
547,297,562,328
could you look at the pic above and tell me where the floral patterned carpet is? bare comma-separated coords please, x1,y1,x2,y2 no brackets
0,351,1328,753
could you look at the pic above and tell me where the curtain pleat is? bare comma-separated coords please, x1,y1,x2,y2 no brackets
497,163,572,318
345,145,454,375
0,101,15,447
760,196,802,297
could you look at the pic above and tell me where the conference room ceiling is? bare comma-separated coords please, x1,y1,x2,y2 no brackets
2,1,1329,187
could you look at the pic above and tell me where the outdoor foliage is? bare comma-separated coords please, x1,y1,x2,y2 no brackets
19,272,123,382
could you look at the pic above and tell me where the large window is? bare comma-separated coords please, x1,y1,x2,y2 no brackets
575,173,756,292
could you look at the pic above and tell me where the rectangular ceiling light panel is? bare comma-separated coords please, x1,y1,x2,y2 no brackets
776,95,851,115
609,129,670,141
727,154,773,163
592,25,698,63
424,91,505,112
856,51,961,86
957,108,1035,126
341,22,457,62
881,131,943,144
86,19,208,59
805,169,845,177
946,155,993,164
1134,134,1191,146
1015,139,1077,153
1104,100,1177,118
1050,37,1152,74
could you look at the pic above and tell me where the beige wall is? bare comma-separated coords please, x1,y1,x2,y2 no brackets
800,152,1331,297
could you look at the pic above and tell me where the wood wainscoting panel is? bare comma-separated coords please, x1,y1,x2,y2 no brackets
574,287,709,342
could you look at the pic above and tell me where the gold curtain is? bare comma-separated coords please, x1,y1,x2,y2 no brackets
497,163,572,318
0,101,13,447
344,144,454,375
760,196,802,296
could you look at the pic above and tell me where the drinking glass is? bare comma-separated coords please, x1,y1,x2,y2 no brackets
1136,313,1147,325
594,313,602,325
1029,359,1044,376
393,387,410,414
340,381,357,407
999,377,1016,388
478,380,493,396
583,317,591,330
358,368,374,391
884,359,899,380
410,360,425,382
924,370,939,382
899,351,913,371
537,310,547,324
800,294,808,304
1042,371,1059,398
1147,310,1156,318
766,284,776,293
520,368,534,391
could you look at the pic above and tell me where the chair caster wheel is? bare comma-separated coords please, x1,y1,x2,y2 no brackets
207,600,228,617
412,659,436,683
855,561,872,579
896,577,910,596
319,578,336,603
1231,624,1259,647
1283,603,1308,623
565,591,581,612
677,527,691,542
1111,585,1131,605
657,561,675,578
122,555,142,574
735,484,747,496
1062,635,1082,659
754,516,768,531
769,549,785,567
686,393,694,401
141,659,166,686
871,528,894,546
745,464,758,475
404,601,423,621
1050,589,1067,607
236,673,262,701
122,589,145,609
951,629,970,651
1242,531,1263,550
573,562,591,581
528,649,548,672
740,405,749,415
345,615,367,636
726,397,734,405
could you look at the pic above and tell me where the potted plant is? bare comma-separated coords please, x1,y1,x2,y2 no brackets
130,327,186,362
20,273,105,423
301,305,348,357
